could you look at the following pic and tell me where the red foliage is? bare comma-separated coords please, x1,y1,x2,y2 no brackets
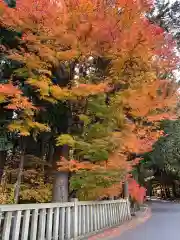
0,83,21,96
128,178,146,203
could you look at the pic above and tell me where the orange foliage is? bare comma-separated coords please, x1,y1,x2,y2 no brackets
106,153,131,171
50,82,111,100
58,153,129,173
0,82,49,135
6,96,36,110
0,83,36,110
93,183,123,200
122,81,177,119
57,157,101,172
0,0,178,101
0,83,21,96
116,123,163,155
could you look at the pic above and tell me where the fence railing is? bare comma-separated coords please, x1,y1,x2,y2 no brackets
0,199,131,240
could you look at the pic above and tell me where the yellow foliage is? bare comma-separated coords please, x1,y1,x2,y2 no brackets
0,185,15,204
8,119,50,136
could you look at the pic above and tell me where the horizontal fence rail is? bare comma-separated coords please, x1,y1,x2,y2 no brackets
0,199,131,240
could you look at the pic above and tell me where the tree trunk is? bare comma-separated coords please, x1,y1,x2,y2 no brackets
52,171,69,202
162,185,166,198
47,139,54,163
146,180,152,197
123,180,129,199
0,150,6,183
14,138,26,204
52,145,69,202
172,182,177,198
165,186,170,198
137,164,144,186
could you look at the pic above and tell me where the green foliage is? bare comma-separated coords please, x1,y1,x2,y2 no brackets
56,134,75,147
73,94,123,163
70,169,126,200
13,67,30,79
4,0,16,8
143,120,180,179
79,114,90,126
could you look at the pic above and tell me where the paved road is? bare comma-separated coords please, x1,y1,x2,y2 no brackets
113,201,180,240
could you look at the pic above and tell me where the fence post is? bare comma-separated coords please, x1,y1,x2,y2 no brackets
71,198,78,239
0,209,2,239
123,181,132,220
126,199,132,220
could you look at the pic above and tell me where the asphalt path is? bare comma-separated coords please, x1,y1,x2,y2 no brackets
112,200,180,240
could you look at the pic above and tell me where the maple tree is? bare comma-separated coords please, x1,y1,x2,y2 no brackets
0,0,179,202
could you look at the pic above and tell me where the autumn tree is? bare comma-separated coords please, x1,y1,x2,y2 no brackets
0,0,179,202
148,0,180,48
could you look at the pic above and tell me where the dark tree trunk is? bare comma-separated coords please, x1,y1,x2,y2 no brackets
47,139,54,163
148,181,152,197
52,145,69,202
137,164,146,186
172,182,177,198
0,150,7,182
164,186,169,198
14,138,26,204
166,186,171,198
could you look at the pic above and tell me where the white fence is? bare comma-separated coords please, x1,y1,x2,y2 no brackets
0,199,131,240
